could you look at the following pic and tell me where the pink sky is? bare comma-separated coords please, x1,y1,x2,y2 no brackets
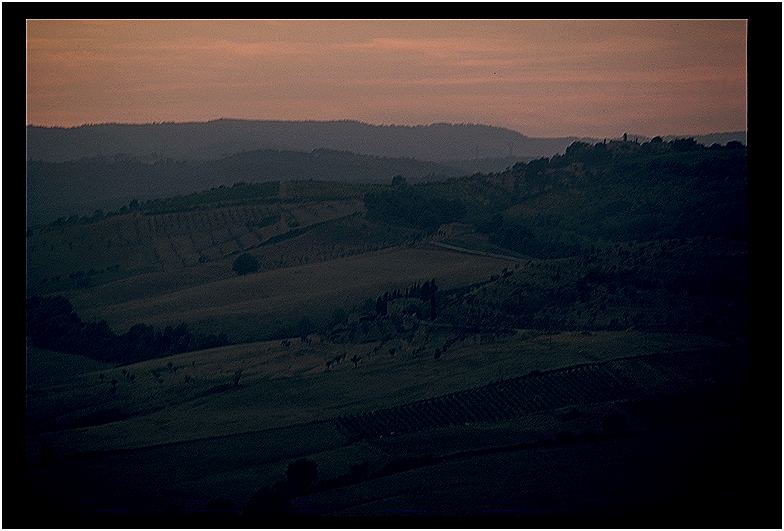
26,20,746,137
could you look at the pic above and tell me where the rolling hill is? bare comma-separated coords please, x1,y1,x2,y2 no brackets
26,148,461,226
24,136,751,524
27,119,588,163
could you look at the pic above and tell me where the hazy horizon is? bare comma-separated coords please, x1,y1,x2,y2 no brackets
26,116,746,141
27,20,746,137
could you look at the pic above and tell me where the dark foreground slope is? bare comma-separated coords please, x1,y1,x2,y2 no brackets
24,343,753,526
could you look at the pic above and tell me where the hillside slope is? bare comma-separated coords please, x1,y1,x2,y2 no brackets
26,148,460,226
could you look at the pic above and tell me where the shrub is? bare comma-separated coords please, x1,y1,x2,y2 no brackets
232,253,260,275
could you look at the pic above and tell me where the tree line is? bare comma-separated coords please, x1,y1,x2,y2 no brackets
26,295,229,364
364,185,466,231
375,279,438,320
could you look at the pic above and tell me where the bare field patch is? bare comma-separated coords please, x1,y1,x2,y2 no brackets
74,246,516,341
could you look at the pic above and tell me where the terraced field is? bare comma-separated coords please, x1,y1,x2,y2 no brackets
26,199,363,292
335,347,740,440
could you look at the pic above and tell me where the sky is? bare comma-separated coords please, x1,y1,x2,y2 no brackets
26,19,746,138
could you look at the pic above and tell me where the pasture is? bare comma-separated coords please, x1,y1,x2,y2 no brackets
69,246,518,341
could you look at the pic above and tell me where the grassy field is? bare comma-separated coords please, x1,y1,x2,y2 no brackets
53,213,421,314
26,345,113,388
68,245,518,341
26,329,730,455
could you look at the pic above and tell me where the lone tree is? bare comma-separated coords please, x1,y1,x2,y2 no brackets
232,253,260,275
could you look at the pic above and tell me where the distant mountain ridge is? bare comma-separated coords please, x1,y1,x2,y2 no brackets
27,119,591,163
27,119,746,164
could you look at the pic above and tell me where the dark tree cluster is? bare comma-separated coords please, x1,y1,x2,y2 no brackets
375,279,438,319
487,223,582,259
26,296,229,364
438,235,746,336
365,187,466,230
232,253,260,275
548,136,743,169
461,137,747,253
